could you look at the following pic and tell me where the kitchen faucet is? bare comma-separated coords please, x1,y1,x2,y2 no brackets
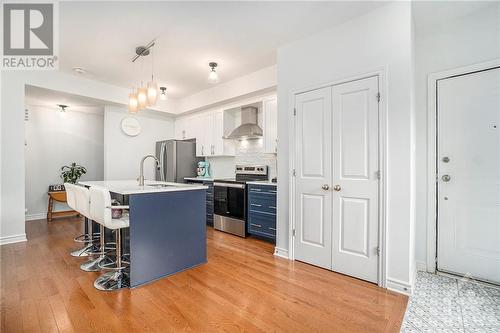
138,155,160,186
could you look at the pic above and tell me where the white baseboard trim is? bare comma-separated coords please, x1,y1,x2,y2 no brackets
386,277,413,296
25,213,46,221
416,260,427,272
0,234,27,246
274,247,289,259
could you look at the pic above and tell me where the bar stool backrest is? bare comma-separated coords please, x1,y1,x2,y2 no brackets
89,186,112,228
89,187,128,230
74,185,91,219
64,183,77,211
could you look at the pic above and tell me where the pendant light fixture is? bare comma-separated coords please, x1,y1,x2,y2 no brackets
146,46,159,104
128,40,162,113
128,90,138,113
208,62,218,83
137,85,148,110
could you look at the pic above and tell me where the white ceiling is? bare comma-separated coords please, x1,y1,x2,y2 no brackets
25,85,109,114
59,1,389,99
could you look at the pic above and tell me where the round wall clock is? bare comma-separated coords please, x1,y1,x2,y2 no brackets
121,117,142,136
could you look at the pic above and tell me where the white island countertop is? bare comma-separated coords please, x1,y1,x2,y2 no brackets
79,180,208,195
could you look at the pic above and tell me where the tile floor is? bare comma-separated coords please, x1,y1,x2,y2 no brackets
401,271,500,332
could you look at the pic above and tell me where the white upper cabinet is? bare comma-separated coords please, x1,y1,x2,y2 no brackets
175,110,235,157
263,96,278,154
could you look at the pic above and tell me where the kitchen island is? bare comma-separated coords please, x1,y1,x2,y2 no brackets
79,180,207,288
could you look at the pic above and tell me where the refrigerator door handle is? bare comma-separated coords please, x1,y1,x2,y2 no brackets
159,142,166,181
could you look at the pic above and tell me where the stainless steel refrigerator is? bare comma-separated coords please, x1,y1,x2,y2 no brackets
155,140,202,183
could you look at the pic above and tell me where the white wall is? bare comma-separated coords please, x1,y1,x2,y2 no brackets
414,4,500,267
25,106,104,219
104,105,175,181
277,2,415,292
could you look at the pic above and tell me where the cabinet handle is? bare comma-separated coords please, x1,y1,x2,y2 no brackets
251,223,262,228
269,206,276,209
201,145,204,155
251,203,262,207
268,190,277,193
250,189,262,192
211,145,214,155
269,227,276,231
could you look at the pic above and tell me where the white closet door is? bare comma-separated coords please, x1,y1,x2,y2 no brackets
331,76,380,283
294,87,333,269
437,67,500,284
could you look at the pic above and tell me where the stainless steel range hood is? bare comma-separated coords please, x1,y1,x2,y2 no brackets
225,106,263,140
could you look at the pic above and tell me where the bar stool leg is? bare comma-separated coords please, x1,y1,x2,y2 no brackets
94,229,129,291
80,224,107,272
70,218,98,257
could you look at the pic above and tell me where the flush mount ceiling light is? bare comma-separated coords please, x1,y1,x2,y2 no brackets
159,86,167,100
128,40,161,113
57,104,68,112
72,67,86,74
208,62,218,84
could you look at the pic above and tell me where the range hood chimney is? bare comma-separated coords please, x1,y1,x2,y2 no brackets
226,106,263,140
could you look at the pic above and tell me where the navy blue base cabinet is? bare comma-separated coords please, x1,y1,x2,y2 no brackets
247,184,277,241
186,179,214,226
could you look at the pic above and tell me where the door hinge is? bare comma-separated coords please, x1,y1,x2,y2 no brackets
292,229,296,237
292,169,296,177
376,170,381,179
376,246,381,256
376,92,381,102
293,108,296,116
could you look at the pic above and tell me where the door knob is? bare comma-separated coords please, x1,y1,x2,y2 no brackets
442,175,451,182
322,184,330,190
333,185,341,192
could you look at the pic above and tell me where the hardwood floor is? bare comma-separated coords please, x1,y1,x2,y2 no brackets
1,218,407,332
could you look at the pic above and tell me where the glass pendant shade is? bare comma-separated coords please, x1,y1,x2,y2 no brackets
128,92,138,113
160,93,167,101
147,81,158,105
208,69,218,84
137,87,148,110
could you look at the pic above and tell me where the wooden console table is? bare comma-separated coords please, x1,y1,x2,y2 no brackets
47,191,78,221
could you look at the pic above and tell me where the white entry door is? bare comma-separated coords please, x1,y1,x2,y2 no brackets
331,76,380,283
437,67,500,284
294,87,333,269
294,76,380,283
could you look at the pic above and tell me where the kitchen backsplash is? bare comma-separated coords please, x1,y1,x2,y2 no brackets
206,138,277,179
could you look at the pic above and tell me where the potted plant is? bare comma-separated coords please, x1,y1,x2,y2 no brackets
60,162,87,184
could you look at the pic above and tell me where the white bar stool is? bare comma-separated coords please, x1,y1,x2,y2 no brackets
74,185,114,272
89,186,130,291
65,183,98,257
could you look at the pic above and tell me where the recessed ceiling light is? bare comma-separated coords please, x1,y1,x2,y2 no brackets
72,67,86,74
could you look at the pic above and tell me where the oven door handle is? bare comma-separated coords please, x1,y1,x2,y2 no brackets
214,182,245,189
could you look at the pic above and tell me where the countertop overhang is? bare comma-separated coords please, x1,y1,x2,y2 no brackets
78,180,208,195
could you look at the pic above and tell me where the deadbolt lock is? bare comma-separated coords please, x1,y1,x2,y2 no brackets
442,175,451,182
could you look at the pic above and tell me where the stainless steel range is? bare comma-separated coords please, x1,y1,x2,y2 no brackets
213,165,268,237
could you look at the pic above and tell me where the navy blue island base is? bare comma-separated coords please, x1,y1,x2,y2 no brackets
126,189,207,287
